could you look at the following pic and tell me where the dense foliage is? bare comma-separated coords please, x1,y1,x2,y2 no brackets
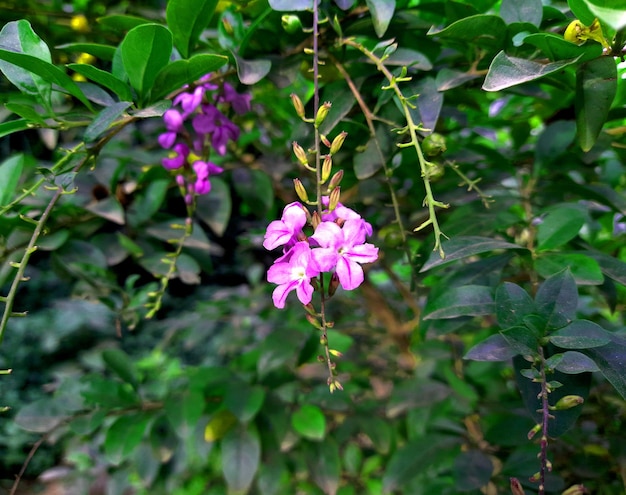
1,0,625,494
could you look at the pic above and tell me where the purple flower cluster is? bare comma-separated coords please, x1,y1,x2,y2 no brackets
263,201,378,308
158,76,251,201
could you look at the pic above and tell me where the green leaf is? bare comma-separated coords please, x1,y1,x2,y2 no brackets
500,0,542,27
0,118,32,139
407,77,442,135
5,102,48,124
57,42,116,61
233,52,271,85
420,236,524,271
514,355,590,437
454,450,493,491
428,15,507,51
232,169,274,215
535,120,577,166
221,425,261,494
268,0,316,10
523,33,602,62
553,351,600,374
97,14,152,34
581,334,626,399
165,390,204,437
423,285,494,319
204,409,238,441
84,101,132,142
464,334,517,361
67,63,133,101
586,251,626,286
126,179,170,227
535,253,604,285
568,0,597,26
195,177,231,236
166,0,218,59
0,154,24,206
483,51,581,92
581,0,626,30
495,282,535,329
102,348,139,388
15,398,69,432
84,197,126,225
0,48,91,109
501,325,540,356
535,269,578,330
306,438,341,495
120,24,173,103
292,404,326,441
576,57,618,152
366,0,396,38
152,53,228,100
224,384,266,423
354,124,391,179
537,205,586,250
549,320,612,349
104,413,151,465
0,20,51,105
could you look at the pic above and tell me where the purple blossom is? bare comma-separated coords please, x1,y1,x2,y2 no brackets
310,219,379,290
162,143,189,170
173,86,205,117
220,82,252,115
263,202,307,251
192,160,223,195
267,241,320,308
192,105,240,155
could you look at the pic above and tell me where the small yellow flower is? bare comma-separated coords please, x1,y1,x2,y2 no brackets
70,14,90,33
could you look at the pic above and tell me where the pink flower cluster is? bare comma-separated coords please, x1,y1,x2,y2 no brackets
158,76,251,201
263,201,378,308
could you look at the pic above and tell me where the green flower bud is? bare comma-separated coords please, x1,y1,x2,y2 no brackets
422,133,447,157
290,93,306,119
328,186,341,212
550,395,584,410
293,178,309,202
292,141,309,166
321,155,332,183
314,102,332,128
281,14,302,34
328,170,343,191
330,131,347,155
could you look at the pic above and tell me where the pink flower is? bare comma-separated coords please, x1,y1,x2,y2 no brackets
162,143,189,170
310,219,378,290
192,160,223,195
267,242,320,308
263,202,307,251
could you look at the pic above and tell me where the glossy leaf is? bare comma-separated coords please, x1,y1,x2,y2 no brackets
233,52,271,85
423,285,494,319
166,0,218,59
428,15,506,51
549,320,612,349
268,0,316,10
0,20,51,104
535,269,578,330
576,57,617,152
0,154,24,206
483,51,581,92
582,0,626,30
553,351,600,374
535,253,603,285
568,0,596,26
366,0,396,37
582,334,626,399
536,206,586,251
292,404,326,440
221,425,261,494
500,0,542,26
464,333,517,362
306,438,341,495
6,102,48,125
104,413,151,465
420,236,523,271
523,33,602,62
495,282,535,329
152,53,228,100
57,42,116,61
501,325,540,356
407,77,442,135
586,251,626,286
0,118,31,139
67,63,133,101
84,101,132,142
120,24,173,102
102,348,139,388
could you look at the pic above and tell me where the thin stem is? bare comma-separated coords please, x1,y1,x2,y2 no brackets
537,347,550,495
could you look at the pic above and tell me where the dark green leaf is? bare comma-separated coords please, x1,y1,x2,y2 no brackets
535,252,603,285
568,0,596,26
97,14,151,34
582,334,626,399
582,0,626,30
465,334,517,361
57,42,116,61
84,197,126,225
428,15,506,51
483,51,581,92
354,124,391,179
549,320,612,349
104,413,151,465
152,53,228,100
535,120,577,165
535,269,578,330
319,79,362,136
454,450,493,491
420,236,524,271
495,282,535,329
0,118,32,139
586,251,626,286
407,77,442,135
292,404,326,440
15,398,69,432
0,154,24,206
166,0,218,59
67,63,133,101
424,285,494,319
500,0,542,26
221,425,261,494
576,57,618,152
233,52,271,85
366,0,396,37
358,417,392,454
224,384,266,423
523,33,602,62
165,390,204,437
84,101,132,142
501,325,540,356
101,348,139,388
306,438,341,495
537,206,586,250
5,102,48,124
554,351,600,374
195,177,231,236
232,169,274,215
120,24,173,102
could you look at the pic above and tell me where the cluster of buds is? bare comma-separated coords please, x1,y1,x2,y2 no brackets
263,94,378,309
158,75,250,204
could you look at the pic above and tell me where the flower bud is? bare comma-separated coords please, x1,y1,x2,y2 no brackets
175,175,186,187
320,336,328,346
328,186,341,212
330,131,347,155
527,423,542,440
561,484,588,495
328,272,340,297
282,15,303,34
306,313,323,329
551,395,584,410
510,478,526,495
290,93,306,119
314,101,332,128
328,170,344,191
528,472,541,483
293,178,309,202
320,134,331,148
422,132,447,157
321,155,332,183
292,141,309,166
311,211,321,230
